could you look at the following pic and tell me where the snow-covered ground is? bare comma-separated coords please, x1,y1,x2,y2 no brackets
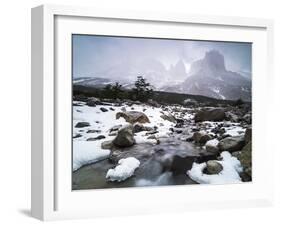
73,100,248,186
73,101,181,171
187,151,243,184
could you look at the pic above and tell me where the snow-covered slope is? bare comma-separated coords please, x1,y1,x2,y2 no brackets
74,58,187,89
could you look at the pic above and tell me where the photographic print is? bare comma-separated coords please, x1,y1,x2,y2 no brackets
72,35,252,190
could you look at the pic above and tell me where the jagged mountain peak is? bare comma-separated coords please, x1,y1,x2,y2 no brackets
162,50,251,101
189,50,226,76
204,50,226,71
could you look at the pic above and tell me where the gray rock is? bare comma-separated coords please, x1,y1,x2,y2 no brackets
225,112,239,122
108,131,118,136
244,126,252,144
132,123,153,133
116,111,150,124
194,108,226,122
73,95,89,102
87,129,101,133
110,124,122,133
101,140,113,150
100,107,108,112
205,142,219,154
75,122,90,128
243,113,252,124
113,125,135,147
73,133,82,138
206,160,223,174
86,97,101,107
218,135,245,152
237,141,252,181
192,131,212,144
169,150,217,175
160,113,177,123
86,135,106,141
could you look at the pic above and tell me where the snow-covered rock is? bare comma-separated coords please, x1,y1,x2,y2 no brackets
205,138,219,153
106,157,140,182
187,152,243,184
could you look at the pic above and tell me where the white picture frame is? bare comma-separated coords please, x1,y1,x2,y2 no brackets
31,4,274,221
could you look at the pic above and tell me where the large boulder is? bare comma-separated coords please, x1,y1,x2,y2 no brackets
113,125,135,147
86,97,101,107
192,131,212,145
116,111,150,124
218,135,245,152
237,141,252,181
194,108,226,122
205,160,223,174
169,149,218,175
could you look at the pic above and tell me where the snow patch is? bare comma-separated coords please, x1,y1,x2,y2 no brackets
73,141,110,171
225,126,246,136
106,157,140,182
187,152,243,184
205,138,219,148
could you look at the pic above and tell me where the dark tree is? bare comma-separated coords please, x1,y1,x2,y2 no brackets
103,82,123,99
111,82,123,99
132,76,153,102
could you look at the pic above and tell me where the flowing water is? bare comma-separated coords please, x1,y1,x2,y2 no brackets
72,135,219,190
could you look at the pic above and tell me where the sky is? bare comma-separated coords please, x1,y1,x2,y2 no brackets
72,34,252,78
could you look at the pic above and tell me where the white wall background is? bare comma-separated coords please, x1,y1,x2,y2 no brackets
0,0,280,225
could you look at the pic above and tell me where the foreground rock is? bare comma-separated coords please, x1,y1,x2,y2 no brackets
116,111,150,124
75,122,90,128
205,139,219,153
194,108,226,122
218,135,245,152
205,160,223,174
192,131,212,144
101,140,113,150
86,135,106,141
237,141,252,181
244,126,252,144
113,124,135,147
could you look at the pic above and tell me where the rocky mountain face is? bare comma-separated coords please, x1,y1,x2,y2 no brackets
162,50,251,101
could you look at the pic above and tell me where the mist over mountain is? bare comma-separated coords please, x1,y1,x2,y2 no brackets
74,50,251,101
162,50,251,101
76,58,187,89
